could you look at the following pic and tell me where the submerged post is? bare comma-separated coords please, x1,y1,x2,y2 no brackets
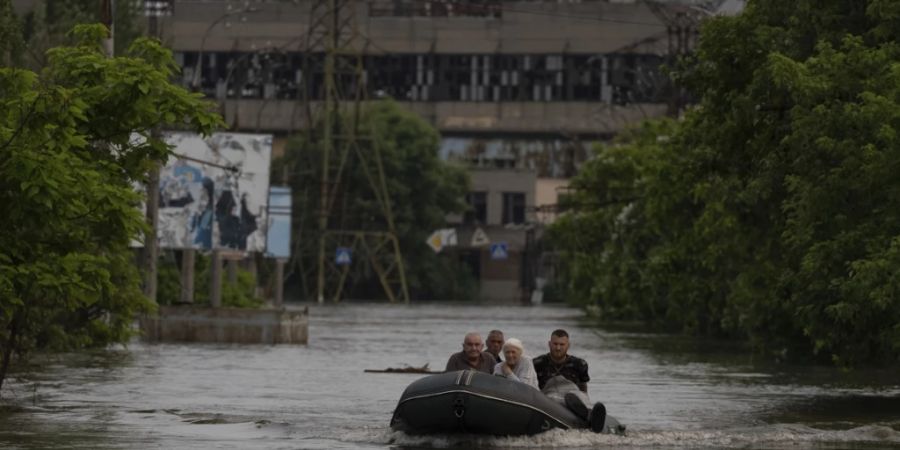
274,258,285,307
210,250,222,307
180,249,195,304
227,258,238,285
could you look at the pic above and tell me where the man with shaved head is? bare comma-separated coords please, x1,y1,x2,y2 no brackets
444,332,496,373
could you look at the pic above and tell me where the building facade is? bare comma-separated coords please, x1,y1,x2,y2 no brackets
159,0,683,303
164,0,672,142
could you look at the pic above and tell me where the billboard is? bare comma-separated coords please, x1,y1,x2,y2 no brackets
157,132,272,252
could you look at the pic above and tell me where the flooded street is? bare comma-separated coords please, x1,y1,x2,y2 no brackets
1,303,899,449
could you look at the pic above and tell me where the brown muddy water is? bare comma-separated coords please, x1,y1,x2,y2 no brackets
0,304,898,449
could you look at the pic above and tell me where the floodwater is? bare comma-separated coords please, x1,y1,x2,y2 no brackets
1,304,899,449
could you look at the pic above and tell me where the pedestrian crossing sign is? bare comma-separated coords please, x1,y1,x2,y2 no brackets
335,247,352,265
489,242,508,260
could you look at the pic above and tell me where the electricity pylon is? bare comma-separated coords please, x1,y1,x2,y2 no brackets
300,0,409,304
644,0,719,115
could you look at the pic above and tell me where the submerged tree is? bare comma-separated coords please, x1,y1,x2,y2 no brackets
0,24,221,393
552,0,900,367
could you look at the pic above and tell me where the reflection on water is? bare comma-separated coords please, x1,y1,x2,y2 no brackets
0,303,898,449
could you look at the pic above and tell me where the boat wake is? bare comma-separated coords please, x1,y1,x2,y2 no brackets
337,423,900,449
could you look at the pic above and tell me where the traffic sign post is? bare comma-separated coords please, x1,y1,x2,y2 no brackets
489,242,508,260
470,227,490,247
426,228,458,253
335,247,352,265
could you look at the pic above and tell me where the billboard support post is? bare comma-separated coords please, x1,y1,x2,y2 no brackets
180,249,195,304
210,250,222,307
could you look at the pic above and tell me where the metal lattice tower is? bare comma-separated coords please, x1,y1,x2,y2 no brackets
300,0,409,304
644,0,722,115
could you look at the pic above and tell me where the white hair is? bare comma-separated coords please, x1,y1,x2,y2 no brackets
503,338,524,353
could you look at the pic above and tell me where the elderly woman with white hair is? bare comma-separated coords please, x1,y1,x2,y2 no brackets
493,338,539,389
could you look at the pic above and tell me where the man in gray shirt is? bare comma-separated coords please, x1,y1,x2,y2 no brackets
445,332,495,374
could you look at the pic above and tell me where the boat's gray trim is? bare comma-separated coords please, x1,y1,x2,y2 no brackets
397,389,571,429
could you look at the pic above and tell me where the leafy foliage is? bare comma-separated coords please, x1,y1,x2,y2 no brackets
0,0,24,66
157,254,263,309
0,24,222,393
279,100,473,301
14,0,144,68
551,0,900,367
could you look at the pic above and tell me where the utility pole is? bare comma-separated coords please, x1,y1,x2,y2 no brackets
304,0,410,304
314,0,337,304
141,0,171,303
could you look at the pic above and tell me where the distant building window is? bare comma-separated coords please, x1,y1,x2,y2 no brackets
369,0,502,18
464,191,487,224
502,192,526,224
179,51,665,104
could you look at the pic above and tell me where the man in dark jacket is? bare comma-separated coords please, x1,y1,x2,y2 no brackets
533,329,606,432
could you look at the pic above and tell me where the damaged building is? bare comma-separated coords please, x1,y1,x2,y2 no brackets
158,0,731,302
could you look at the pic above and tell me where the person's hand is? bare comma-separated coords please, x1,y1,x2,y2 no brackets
502,363,513,375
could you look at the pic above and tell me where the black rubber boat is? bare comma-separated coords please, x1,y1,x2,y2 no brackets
390,370,625,436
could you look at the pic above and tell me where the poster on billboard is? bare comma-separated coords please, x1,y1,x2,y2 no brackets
156,132,272,252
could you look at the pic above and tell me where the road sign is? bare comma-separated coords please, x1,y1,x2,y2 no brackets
426,228,458,253
335,247,352,265
489,242,508,260
470,227,490,247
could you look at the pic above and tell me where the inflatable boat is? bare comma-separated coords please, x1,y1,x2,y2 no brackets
390,370,626,436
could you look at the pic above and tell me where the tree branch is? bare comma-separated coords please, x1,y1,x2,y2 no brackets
0,92,43,153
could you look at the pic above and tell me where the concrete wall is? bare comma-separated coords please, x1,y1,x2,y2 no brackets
535,178,569,224
141,306,309,345
469,168,536,225
163,1,666,55
220,99,666,137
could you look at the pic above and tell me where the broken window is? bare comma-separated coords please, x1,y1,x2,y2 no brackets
177,51,665,104
369,0,502,18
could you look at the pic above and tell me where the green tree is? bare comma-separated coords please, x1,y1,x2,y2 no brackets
552,0,900,366
157,254,262,309
0,24,221,393
9,0,143,68
280,100,473,301
0,0,24,66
